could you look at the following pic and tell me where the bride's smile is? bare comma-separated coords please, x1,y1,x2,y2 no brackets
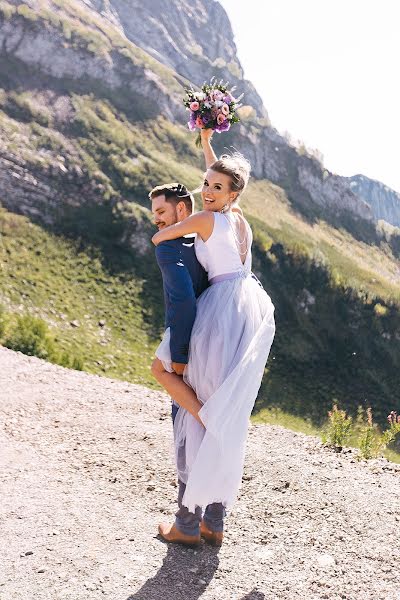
201,169,238,212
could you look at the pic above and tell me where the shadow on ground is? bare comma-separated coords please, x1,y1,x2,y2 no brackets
127,540,265,599
126,542,219,600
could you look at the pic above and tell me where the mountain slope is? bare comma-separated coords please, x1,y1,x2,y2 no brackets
0,0,378,224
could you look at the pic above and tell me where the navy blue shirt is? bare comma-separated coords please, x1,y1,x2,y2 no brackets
155,236,208,364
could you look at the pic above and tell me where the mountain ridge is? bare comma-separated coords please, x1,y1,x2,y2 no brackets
0,0,376,225
346,173,400,228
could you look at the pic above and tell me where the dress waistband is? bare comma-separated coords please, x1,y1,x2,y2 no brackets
209,271,249,285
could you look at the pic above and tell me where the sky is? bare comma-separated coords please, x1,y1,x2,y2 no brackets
219,0,400,192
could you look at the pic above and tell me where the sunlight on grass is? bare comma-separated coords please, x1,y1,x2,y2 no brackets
252,407,400,464
252,407,321,436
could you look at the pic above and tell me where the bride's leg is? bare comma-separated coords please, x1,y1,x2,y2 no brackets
151,358,204,426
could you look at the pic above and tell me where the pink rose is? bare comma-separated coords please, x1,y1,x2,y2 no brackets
190,101,200,111
196,116,204,128
221,103,229,115
217,113,226,125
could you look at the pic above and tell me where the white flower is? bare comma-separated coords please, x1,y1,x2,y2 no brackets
195,92,206,100
204,101,212,109
215,100,223,108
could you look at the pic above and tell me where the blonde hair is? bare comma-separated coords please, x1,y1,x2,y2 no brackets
210,152,251,197
192,152,251,201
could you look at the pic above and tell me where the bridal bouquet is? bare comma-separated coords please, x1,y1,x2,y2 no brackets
183,77,243,145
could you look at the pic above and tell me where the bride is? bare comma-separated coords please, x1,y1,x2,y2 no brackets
151,128,276,546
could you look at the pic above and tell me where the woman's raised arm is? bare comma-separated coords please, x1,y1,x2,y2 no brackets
152,211,214,245
200,129,218,168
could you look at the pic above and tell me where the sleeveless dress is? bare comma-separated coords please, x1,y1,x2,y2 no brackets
173,211,276,513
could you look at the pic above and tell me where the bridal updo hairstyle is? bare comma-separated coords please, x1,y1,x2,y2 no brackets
209,152,251,202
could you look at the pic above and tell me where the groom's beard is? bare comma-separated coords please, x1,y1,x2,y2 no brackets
155,207,178,230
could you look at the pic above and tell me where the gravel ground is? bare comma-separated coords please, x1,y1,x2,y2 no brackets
1,346,399,600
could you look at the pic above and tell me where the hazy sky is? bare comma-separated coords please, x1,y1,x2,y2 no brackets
219,0,400,192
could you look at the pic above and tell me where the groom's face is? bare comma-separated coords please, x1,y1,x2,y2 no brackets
151,194,179,230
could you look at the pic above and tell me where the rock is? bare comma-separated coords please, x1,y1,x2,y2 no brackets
70,320,80,328
316,554,336,568
346,174,400,227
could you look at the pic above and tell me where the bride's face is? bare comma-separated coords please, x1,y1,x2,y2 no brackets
201,169,237,211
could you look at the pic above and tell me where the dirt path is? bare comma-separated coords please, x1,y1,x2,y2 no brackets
1,346,399,600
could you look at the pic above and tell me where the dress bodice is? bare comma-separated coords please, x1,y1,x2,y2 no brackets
194,211,252,281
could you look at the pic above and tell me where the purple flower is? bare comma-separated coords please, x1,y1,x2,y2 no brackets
214,119,231,133
187,111,197,131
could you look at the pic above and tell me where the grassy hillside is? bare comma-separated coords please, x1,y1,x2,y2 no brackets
0,207,160,384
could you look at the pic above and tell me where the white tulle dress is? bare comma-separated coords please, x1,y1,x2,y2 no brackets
157,210,276,513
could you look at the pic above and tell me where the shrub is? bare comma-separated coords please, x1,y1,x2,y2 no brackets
4,314,56,360
57,350,84,371
4,313,84,370
357,407,400,460
321,403,353,450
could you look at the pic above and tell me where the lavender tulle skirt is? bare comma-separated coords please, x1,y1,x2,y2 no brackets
171,271,275,513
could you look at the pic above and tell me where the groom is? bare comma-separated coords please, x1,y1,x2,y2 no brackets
149,182,225,546
149,182,208,385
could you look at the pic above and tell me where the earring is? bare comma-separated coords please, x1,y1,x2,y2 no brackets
220,203,230,213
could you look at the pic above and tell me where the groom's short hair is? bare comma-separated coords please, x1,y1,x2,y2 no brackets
148,182,194,214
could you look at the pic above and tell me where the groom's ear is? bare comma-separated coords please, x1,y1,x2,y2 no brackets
176,200,188,219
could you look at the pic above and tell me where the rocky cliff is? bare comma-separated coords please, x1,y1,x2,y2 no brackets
347,174,400,228
0,0,374,228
